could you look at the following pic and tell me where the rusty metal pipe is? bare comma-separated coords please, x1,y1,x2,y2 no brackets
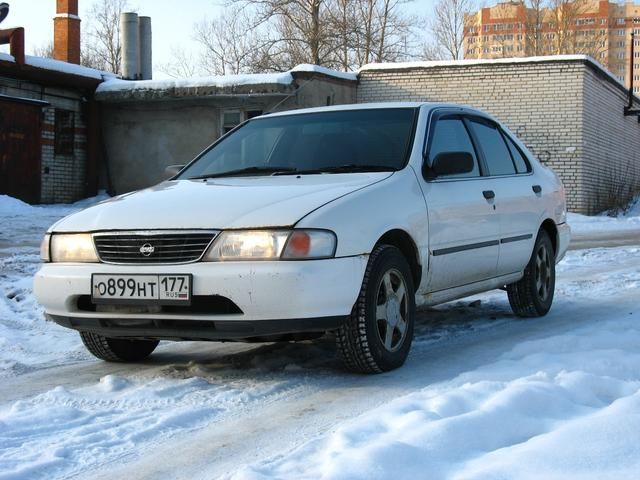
0,26,25,66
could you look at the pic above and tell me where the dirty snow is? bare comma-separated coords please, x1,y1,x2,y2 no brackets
0,194,639,480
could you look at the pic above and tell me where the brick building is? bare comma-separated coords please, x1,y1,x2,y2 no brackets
357,55,640,213
0,0,106,203
464,1,640,90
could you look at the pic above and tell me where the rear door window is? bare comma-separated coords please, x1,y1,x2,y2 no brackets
503,133,531,174
467,118,516,176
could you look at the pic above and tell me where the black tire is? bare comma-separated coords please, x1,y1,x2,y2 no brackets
80,332,159,362
336,245,416,373
507,229,555,317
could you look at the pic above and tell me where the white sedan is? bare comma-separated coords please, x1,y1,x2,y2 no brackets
35,103,570,373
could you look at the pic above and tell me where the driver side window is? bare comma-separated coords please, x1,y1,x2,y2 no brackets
427,117,480,179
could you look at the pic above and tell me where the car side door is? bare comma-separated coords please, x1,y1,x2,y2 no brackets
464,117,539,277
420,112,500,293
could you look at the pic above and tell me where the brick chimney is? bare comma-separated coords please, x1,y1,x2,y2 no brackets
53,0,80,64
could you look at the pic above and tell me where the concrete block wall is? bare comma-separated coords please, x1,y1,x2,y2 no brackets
98,74,357,194
357,58,640,213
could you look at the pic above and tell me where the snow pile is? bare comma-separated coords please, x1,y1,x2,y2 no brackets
0,193,108,376
232,289,640,479
568,194,640,235
0,195,33,215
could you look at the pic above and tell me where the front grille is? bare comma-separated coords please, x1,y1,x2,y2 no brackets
93,230,218,264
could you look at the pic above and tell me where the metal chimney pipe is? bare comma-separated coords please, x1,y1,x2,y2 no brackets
138,16,152,80
120,12,139,79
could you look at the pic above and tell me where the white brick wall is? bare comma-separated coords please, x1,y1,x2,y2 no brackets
357,58,640,213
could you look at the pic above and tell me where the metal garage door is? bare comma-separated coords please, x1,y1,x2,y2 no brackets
0,96,42,204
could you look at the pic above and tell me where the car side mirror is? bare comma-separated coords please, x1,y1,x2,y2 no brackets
426,152,474,178
164,164,185,178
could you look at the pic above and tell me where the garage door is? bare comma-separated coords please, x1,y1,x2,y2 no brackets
0,97,42,204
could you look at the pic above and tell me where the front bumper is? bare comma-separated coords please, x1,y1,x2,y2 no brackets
34,256,368,338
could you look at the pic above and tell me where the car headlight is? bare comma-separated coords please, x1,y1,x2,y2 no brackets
205,229,336,261
49,233,99,263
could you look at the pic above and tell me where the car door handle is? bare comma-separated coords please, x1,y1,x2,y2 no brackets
483,190,495,200
532,185,542,194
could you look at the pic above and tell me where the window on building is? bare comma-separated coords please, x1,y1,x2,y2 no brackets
618,29,625,35
617,18,625,25
246,110,263,120
617,41,625,48
222,111,243,134
221,110,264,135
617,52,625,60
54,109,74,156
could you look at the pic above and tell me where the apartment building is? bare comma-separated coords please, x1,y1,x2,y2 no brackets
464,1,640,90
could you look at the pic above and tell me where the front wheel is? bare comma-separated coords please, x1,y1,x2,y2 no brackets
80,332,159,362
336,245,416,373
507,229,555,317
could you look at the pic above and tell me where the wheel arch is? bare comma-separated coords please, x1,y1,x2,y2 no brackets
375,229,422,290
540,219,558,257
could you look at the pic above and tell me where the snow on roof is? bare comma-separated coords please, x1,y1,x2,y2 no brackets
0,52,115,81
359,54,595,72
359,54,626,89
96,64,357,94
96,71,294,93
289,64,358,81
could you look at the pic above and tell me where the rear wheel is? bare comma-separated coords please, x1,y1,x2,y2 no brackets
80,332,159,362
336,245,416,373
507,229,555,317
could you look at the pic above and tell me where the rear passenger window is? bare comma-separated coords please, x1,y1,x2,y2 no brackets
503,134,531,174
468,119,516,176
428,118,480,178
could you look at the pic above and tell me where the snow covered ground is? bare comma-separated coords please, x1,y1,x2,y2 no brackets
0,194,639,480
568,195,640,234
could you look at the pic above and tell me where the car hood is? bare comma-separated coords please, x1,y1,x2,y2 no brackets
51,173,392,232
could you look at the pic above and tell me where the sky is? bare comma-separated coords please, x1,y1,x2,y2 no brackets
0,0,435,78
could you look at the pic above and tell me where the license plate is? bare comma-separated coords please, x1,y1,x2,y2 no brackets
91,274,192,305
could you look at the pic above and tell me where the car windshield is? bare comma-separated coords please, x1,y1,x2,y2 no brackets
178,108,418,179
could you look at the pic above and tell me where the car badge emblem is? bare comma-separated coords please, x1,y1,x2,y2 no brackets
140,243,155,256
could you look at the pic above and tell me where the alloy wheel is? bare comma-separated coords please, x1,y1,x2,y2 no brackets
375,268,409,353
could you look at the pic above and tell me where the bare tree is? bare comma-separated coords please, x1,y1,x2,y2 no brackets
193,7,278,75
431,0,476,60
523,0,548,56
158,46,202,78
32,41,54,58
82,0,132,73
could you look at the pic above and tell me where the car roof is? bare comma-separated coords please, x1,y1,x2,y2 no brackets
259,102,494,121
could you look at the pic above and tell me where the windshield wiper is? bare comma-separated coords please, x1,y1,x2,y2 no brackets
277,164,397,175
188,166,297,180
